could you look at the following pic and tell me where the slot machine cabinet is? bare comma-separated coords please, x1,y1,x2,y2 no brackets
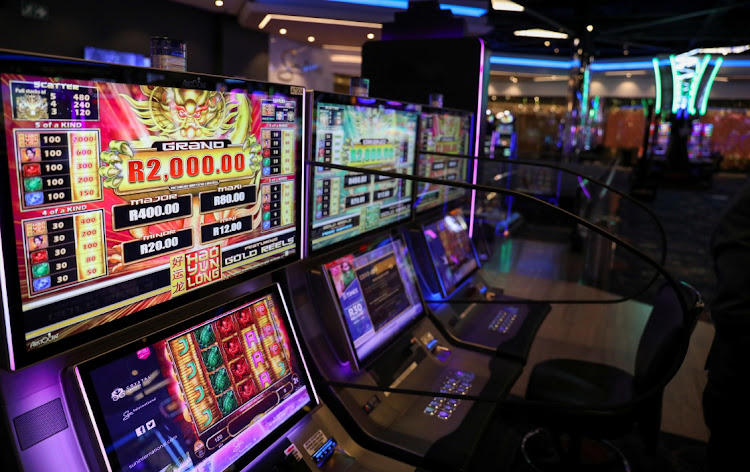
0,49,310,471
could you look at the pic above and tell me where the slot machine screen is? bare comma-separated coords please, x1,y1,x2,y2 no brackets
0,50,303,369
323,236,422,367
76,283,316,472
415,107,472,213
310,92,419,253
423,210,478,297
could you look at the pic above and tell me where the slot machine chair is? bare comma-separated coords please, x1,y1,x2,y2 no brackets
516,281,703,470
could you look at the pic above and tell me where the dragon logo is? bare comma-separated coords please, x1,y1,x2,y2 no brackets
121,85,244,141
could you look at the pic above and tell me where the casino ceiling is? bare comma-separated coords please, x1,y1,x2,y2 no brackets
173,0,750,58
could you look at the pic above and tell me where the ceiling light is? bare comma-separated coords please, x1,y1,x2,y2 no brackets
324,1,488,17
623,50,629,56
492,0,524,11
439,4,487,17
554,48,559,53
544,41,550,47
308,36,316,43
532,76,567,82
713,76,729,82
215,0,223,5
586,24,593,32
330,54,362,64
279,28,287,35
573,38,580,46
491,55,579,69
367,33,375,39
258,14,382,30
603,70,647,76
513,29,569,39
323,44,363,51
509,76,518,83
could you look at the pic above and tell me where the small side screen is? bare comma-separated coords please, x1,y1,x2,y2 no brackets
423,210,478,297
324,236,422,365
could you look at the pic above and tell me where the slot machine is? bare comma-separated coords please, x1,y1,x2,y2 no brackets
0,49,440,472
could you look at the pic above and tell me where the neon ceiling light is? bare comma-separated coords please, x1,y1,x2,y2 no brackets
326,0,408,7
440,4,487,16
513,28,568,39
324,0,487,17
492,0,524,12
590,59,670,71
652,57,662,114
719,59,750,67
700,56,723,116
490,55,579,69
258,14,382,29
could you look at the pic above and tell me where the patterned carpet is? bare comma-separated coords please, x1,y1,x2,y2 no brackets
488,168,749,322
612,171,748,320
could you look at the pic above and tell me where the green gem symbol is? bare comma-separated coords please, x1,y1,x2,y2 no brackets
195,325,216,350
32,262,50,278
24,177,42,192
210,367,230,395
202,346,223,372
263,212,270,221
263,158,271,166
217,390,239,415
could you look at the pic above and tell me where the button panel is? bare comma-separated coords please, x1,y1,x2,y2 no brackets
423,370,475,420
488,307,519,333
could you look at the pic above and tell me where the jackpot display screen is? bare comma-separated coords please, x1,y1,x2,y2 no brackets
423,210,478,297
0,51,302,368
310,93,419,253
415,107,472,213
323,236,422,366
76,284,316,472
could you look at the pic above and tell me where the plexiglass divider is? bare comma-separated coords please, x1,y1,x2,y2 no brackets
302,158,700,419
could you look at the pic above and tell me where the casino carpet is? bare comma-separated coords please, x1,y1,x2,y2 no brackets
611,171,748,321
494,170,749,323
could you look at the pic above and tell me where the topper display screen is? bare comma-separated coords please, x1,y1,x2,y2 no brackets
415,107,472,213
309,93,419,253
0,51,303,368
423,210,478,297
323,236,422,366
76,283,316,472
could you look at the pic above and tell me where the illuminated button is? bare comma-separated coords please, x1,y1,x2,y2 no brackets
438,411,450,419
447,399,459,406
424,406,436,415
429,401,440,407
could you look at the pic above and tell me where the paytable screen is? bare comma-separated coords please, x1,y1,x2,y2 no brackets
0,71,301,359
310,94,419,252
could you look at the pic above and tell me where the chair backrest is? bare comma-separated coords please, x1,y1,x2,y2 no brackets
634,281,702,394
